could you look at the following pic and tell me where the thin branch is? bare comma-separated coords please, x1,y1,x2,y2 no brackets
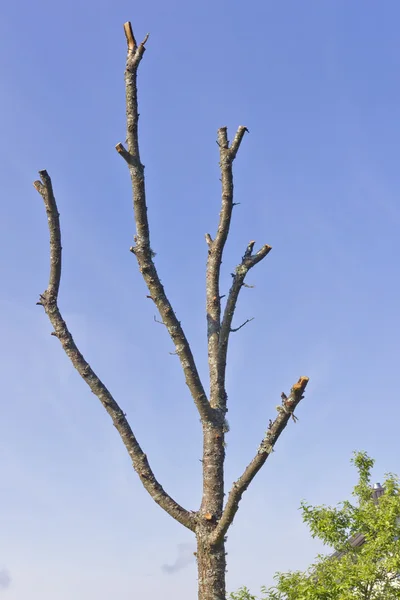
210,376,309,544
206,125,248,410
33,170,196,532
219,241,272,379
116,23,212,423
229,126,249,159
230,317,254,333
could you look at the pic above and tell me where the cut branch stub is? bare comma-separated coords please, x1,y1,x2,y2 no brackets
123,21,137,51
243,240,255,259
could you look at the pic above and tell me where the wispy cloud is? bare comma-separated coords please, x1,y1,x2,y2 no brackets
162,543,195,574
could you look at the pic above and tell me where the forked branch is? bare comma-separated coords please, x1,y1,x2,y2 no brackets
210,376,309,545
116,23,212,424
33,170,196,532
205,128,272,412
205,126,248,410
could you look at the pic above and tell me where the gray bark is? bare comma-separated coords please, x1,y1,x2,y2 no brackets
196,530,227,600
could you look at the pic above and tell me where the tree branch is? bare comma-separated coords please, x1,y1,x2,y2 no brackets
210,376,309,544
206,125,248,410
116,22,212,424
33,170,196,532
219,241,272,381
230,317,254,333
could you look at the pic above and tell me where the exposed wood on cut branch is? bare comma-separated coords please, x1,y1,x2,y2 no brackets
206,126,248,410
116,23,212,424
219,241,272,381
123,22,137,51
33,170,196,532
123,21,149,62
210,376,309,545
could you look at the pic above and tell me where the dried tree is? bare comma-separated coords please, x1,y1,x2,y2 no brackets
33,22,309,600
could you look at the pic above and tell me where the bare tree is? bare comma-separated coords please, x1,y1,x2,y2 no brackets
33,22,309,600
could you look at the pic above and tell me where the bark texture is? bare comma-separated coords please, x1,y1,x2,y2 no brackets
34,21,309,600
196,531,227,600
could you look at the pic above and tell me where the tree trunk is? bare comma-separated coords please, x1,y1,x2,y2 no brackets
196,533,226,600
197,417,226,599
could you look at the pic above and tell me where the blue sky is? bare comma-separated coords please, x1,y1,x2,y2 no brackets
1,0,400,598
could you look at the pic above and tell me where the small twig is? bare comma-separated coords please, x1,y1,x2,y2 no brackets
154,315,166,326
141,33,150,47
230,317,254,333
